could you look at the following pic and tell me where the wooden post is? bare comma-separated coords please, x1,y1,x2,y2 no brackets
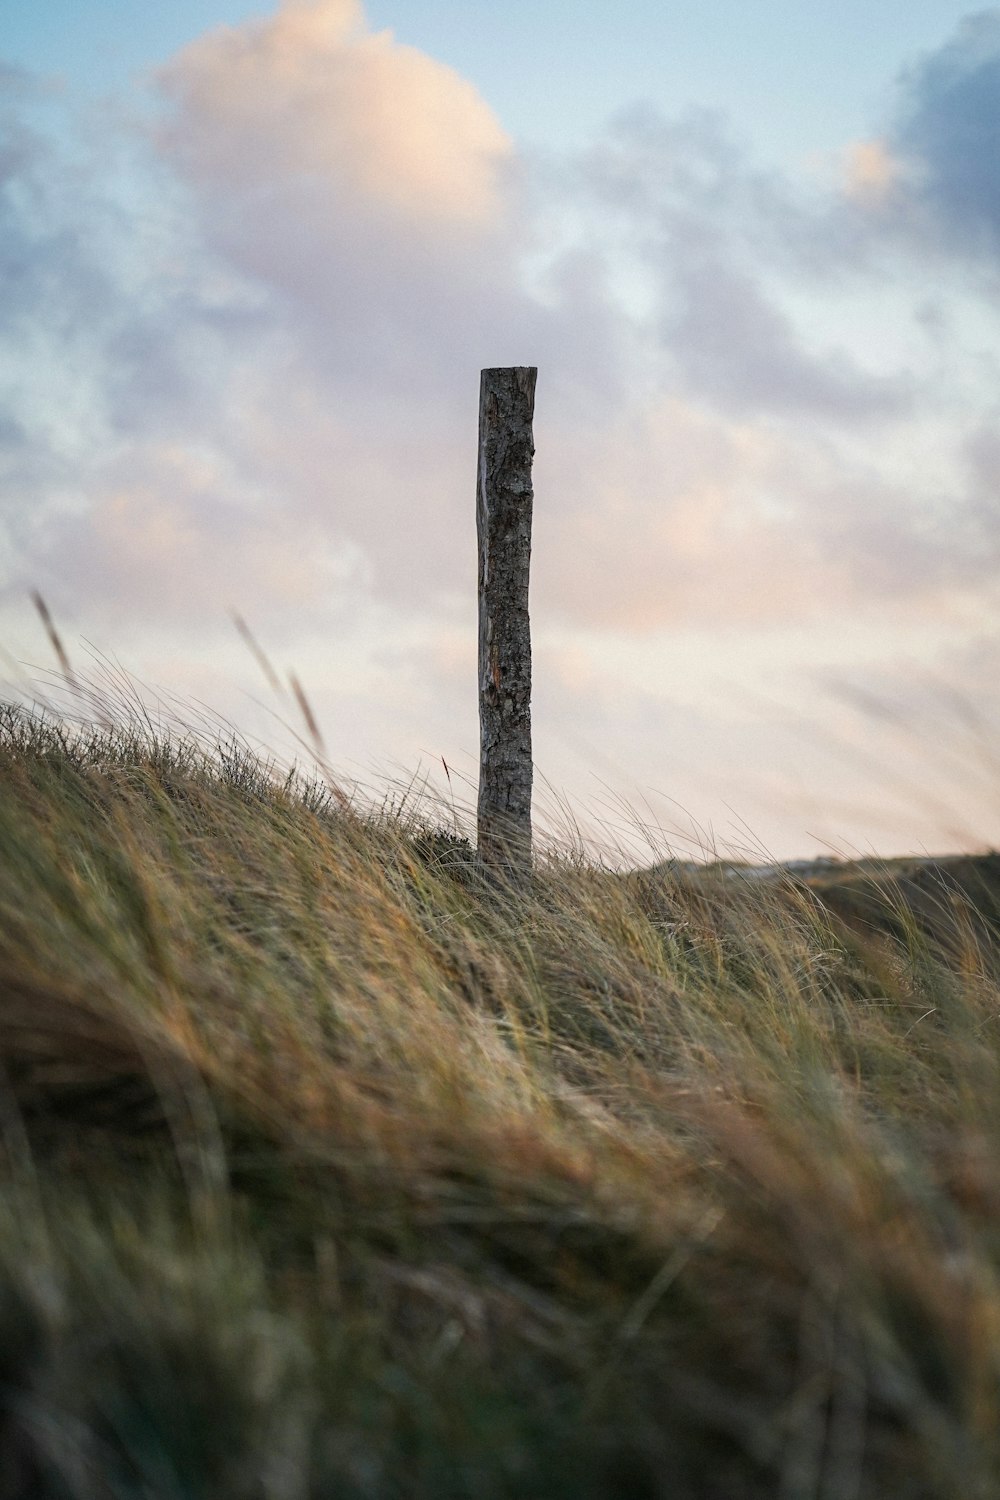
477,366,536,884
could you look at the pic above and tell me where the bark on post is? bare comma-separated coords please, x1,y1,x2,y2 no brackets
477,366,536,884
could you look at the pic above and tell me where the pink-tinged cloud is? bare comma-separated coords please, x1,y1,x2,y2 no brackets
534,397,968,632
156,0,512,237
842,139,902,204
20,444,371,633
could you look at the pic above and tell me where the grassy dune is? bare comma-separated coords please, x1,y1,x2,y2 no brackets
2,698,1000,1497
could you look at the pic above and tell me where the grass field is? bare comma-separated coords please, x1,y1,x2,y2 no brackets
2,692,1000,1498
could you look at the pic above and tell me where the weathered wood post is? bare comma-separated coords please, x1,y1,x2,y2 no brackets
477,366,537,884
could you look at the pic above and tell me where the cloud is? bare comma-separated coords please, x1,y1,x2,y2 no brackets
842,140,902,204
566,105,917,422
151,1,528,390
0,7,988,652
156,0,513,238
533,395,973,633
21,444,370,632
133,0,639,616
662,253,912,422
890,10,1000,257
0,8,520,624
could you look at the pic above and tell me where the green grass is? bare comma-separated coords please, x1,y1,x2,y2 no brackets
2,696,1000,1497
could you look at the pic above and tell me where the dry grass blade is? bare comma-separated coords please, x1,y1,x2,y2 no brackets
287,668,351,810
231,611,284,698
288,670,323,755
30,591,76,687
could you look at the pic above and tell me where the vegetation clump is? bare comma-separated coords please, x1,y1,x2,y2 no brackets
2,698,1000,1498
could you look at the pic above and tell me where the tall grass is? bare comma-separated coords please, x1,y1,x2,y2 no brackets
2,693,1000,1497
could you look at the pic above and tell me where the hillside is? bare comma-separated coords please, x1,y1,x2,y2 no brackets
2,700,1000,1498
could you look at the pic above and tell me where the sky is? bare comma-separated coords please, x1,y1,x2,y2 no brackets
2,0,1000,862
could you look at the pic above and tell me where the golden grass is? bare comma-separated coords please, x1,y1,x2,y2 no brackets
2,694,1000,1497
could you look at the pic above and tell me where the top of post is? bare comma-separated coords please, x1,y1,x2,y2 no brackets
480,367,537,414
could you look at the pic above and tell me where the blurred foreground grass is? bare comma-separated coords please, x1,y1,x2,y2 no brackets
3,697,1000,1497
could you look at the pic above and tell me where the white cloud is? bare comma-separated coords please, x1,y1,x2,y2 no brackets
156,0,513,237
